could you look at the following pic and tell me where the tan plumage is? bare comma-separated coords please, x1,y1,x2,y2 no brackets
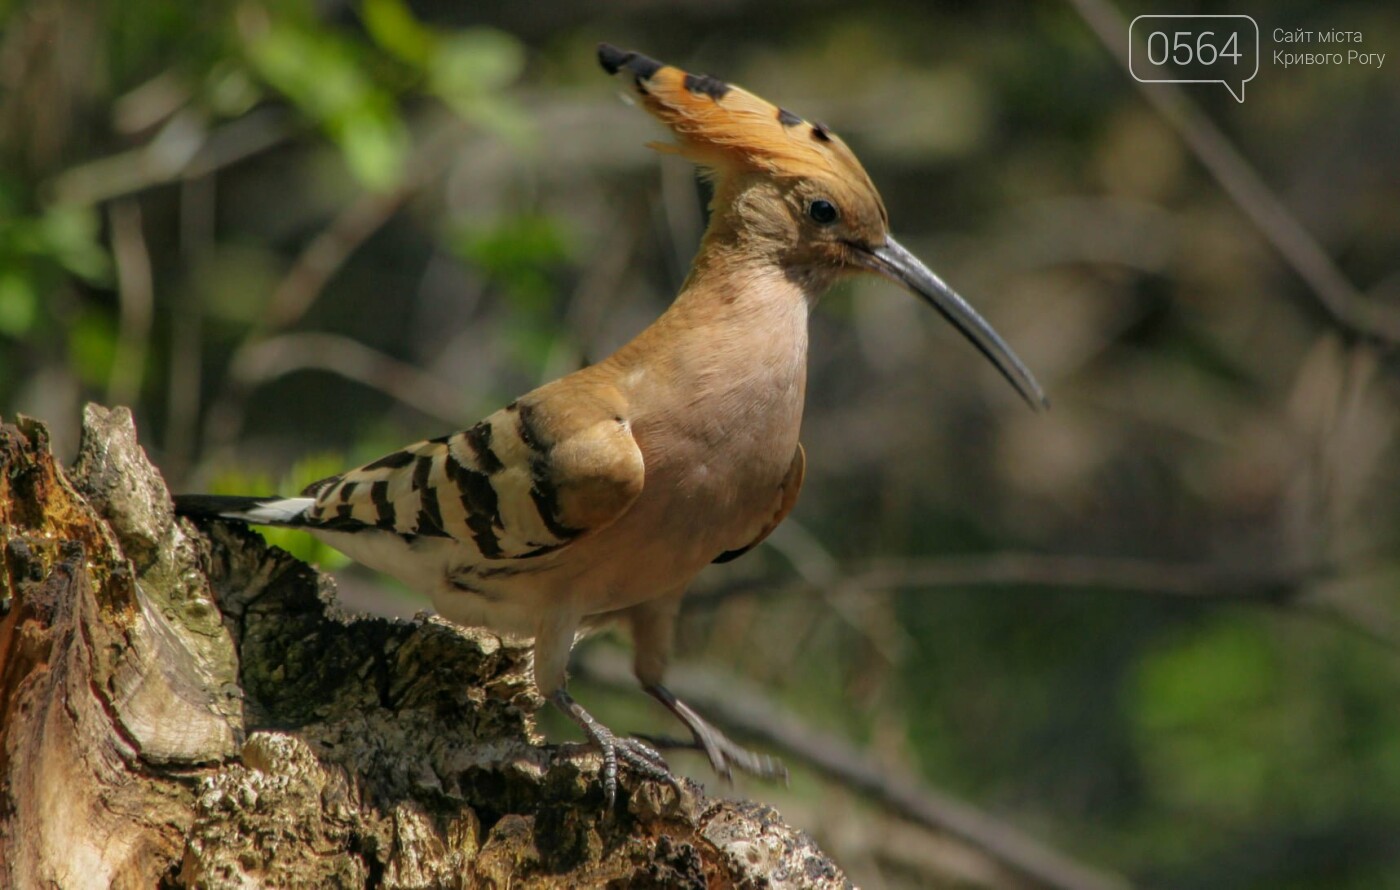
176,43,1046,806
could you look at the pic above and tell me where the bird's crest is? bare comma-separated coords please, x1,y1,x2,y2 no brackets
598,43,874,190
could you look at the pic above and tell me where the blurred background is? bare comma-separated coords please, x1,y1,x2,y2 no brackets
2,0,1398,886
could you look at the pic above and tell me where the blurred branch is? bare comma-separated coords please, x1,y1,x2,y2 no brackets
107,199,154,407
163,175,215,484
226,332,464,425
257,119,469,333
261,183,413,332
1296,594,1400,656
183,108,298,179
841,553,1400,653
767,520,909,665
543,203,640,383
865,815,1050,890
1065,0,1400,345
696,552,1302,606
698,551,1400,653
199,121,470,454
843,553,1301,602
575,646,1132,890
49,109,204,206
113,70,191,135
49,107,294,207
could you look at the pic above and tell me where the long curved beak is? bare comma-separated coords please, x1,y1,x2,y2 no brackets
858,236,1048,410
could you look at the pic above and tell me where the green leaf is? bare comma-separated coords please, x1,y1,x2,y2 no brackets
452,213,576,312
428,29,525,125
441,92,532,145
0,271,37,336
38,205,112,284
454,214,574,275
431,30,523,94
244,23,358,121
206,62,262,117
1132,620,1280,815
68,307,117,386
337,106,409,192
361,0,436,67
242,18,406,190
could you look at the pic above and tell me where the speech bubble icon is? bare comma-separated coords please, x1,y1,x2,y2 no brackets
1129,15,1260,102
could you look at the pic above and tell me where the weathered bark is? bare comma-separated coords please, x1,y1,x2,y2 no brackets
0,404,849,889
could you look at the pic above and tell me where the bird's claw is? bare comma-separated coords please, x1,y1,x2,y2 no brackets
574,715,682,808
560,691,686,811
596,727,672,800
636,730,788,784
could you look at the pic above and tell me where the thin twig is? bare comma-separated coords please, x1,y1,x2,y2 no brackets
182,108,296,180
107,199,154,407
693,550,1400,653
199,120,471,453
163,175,215,485
50,109,206,207
262,119,469,333
49,107,293,207
262,187,413,332
1065,0,1400,344
846,553,1303,602
196,184,413,451
575,647,1132,890
692,552,1305,607
766,520,909,665
226,332,465,425
1293,596,1400,656
846,555,1400,652
113,69,191,135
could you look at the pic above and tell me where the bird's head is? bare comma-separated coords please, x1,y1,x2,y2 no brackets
599,43,1047,410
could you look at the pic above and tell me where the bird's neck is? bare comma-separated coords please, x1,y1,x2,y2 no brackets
656,228,820,355
609,232,815,431
679,241,811,314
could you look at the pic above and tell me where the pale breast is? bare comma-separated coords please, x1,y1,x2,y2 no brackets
557,315,809,610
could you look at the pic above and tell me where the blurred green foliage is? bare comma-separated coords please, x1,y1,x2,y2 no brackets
243,9,412,190
207,452,352,568
0,204,110,339
2,1,1398,887
453,213,577,369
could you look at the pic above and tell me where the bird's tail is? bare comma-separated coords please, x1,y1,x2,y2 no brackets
173,494,317,527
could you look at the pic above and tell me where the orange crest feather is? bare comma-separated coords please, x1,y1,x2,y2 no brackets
598,43,853,180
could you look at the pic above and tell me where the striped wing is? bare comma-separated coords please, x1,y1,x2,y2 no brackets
304,391,644,561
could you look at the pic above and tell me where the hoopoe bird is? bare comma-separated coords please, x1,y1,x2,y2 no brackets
176,44,1046,805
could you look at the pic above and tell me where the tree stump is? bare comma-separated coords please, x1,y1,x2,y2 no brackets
0,404,849,889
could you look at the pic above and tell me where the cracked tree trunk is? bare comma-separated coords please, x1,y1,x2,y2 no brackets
0,404,849,889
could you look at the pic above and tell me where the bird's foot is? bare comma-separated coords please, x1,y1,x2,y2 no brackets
552,689,682,808
638,728,788,784
641,684,788,784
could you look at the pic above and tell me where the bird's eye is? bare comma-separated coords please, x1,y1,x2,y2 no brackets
807,199,839,225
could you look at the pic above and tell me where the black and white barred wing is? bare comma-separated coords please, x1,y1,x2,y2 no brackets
305,392,645,561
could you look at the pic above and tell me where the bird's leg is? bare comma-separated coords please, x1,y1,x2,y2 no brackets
626,592,787,783
641,683,788,783
549,688,677,808
534,608,678,807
